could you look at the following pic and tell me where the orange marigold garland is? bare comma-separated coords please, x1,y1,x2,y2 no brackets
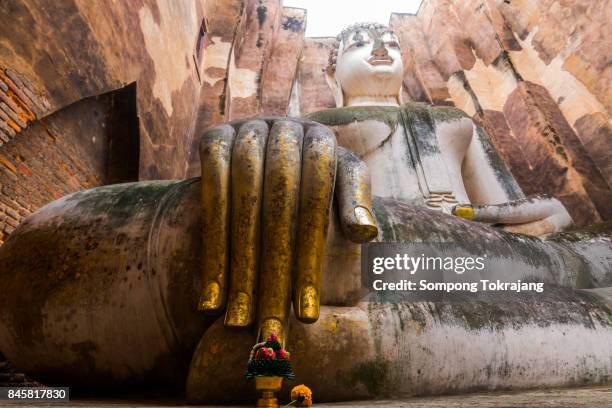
289,384,313,407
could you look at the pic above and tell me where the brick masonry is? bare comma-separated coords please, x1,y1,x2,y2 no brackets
0,68,49,146
0,93,111,245
0,0,610,233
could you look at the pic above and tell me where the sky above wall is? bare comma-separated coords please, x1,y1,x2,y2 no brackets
283,0,423,37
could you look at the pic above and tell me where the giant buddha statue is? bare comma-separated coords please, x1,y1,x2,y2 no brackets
0,23,610,404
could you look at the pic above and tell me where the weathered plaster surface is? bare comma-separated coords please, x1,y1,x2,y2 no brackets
138,2,198,116
2,0,609,244
3,180,608,398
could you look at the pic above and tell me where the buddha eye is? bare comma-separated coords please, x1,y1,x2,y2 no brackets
345,40,367,51
386,41,400,49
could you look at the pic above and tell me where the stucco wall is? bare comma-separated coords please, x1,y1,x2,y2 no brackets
388,0,611,224
292,0,610,225
0,0,214,243
190,0,612,224
0,0,610,245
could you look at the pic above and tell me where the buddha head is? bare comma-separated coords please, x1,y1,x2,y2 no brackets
326,22,403,107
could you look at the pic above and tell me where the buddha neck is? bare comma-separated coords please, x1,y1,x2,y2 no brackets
345,95,399,107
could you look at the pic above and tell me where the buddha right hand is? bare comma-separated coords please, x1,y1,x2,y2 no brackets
196,118,378,343
452,195,573,236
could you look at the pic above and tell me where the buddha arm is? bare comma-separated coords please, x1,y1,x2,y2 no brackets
453,196,573,236
457,120,572,235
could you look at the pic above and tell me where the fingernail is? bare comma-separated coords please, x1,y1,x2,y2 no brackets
259,318,284,344
198,281,221,311
453,205,474,220
353,206,378,242
224,292,251,327
298,285,319,322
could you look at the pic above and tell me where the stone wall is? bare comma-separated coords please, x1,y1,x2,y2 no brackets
0,0,216,180
0,93,111,245
291,0,611,225
0,0,610,246
186,0,307,176
189,0,612,224
388,0,611,224
0,0,215,243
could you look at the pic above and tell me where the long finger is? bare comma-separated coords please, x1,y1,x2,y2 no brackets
294,125,337,323
452,196,567,224
336,147,378,243
225,120,269,327
258,120,303,344
198,125,235,311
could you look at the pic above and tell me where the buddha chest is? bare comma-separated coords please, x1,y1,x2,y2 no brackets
307,104,473,212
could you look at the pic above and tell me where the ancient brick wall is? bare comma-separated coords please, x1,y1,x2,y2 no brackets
0,0,610,247
0,0,214,244
0,0,212,179
284,0,611,225
387,0,611,224
187,0,610,225
0,0,609,389
0,93,113,245
186,0,307,176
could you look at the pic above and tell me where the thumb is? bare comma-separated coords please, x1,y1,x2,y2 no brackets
335,147,378,243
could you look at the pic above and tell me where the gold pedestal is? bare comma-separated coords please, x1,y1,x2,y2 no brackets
255,376,283,408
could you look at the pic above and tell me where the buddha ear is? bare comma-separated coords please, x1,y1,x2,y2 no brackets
325,66,344,108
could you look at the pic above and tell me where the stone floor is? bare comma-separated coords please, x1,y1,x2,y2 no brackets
1,386,610,407
0,354,42,388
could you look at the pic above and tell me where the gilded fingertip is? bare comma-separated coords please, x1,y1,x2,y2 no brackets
198,281,222,311
297,285,319,323
258,318,284,344
350,206,378,243
224,292,252,327
453,205,474,220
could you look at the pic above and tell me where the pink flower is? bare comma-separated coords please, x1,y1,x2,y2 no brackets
276,349,291,361
267,332,278,343
261,347,275,359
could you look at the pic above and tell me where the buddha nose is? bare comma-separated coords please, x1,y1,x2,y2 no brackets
372,40,389,58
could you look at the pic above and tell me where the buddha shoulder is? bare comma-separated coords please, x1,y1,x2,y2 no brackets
306,103,471,128
306,106,401,130
401,103,474,139
426,105,474,139
427,105,472,126
305,104,474,157
401,102,471,125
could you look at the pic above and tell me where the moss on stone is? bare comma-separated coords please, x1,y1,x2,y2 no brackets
547,221,612,244
350,360,389,396
306,106,400,129
574,290,612,323
372,204,394,242
429,105,470,122
473,126,524,200
307,103,471,130
65,180,180,221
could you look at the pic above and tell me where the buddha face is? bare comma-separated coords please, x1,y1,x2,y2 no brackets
334,28,403,103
